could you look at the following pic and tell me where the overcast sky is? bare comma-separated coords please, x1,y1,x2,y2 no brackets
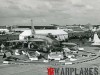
0,0,100,26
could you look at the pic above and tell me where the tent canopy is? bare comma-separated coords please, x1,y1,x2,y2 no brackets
20,29,68,36
20,30,32,36
0,29,9,32
36,29,68,35
19,30,68,41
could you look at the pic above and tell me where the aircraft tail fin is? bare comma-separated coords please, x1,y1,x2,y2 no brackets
31,19,35,35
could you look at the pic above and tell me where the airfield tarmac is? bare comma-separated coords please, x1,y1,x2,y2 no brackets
0,40,100,75
0,47,100,75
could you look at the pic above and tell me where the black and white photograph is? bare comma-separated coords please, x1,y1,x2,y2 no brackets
0,0,100,75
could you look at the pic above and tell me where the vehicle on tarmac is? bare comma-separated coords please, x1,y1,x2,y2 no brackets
61,42,79,54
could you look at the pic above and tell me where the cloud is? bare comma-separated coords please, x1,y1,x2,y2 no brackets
71,0,82,5
0,0,100,25
85,5,94,10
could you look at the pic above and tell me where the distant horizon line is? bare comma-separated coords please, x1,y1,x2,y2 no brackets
1,24,100,26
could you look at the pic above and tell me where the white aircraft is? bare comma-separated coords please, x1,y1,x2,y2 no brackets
91,32,100,46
